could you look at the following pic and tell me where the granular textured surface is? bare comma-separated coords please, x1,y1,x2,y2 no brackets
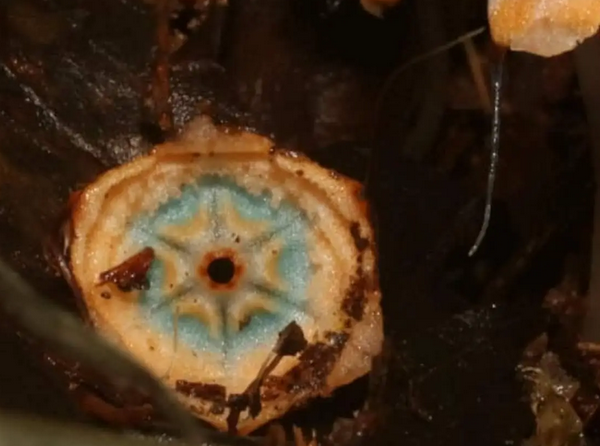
488,0,600,56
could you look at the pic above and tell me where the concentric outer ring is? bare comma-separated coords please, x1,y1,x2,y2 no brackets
67,116,383,434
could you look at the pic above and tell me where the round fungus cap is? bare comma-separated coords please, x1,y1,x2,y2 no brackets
488,0,600,57
66,116,383,434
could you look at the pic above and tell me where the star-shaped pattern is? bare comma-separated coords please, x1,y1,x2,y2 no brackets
132,179,312,353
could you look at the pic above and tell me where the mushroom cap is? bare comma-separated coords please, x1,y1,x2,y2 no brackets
488,0,600,57
66,116,383,434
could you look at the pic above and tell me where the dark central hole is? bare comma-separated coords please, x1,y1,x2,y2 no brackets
207,257,235,284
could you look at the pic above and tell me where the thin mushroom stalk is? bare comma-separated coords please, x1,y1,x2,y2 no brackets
480,0,600,255
487,0,600,345
468,46,506,257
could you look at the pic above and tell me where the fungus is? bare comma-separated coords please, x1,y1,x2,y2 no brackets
62,116,383,434
488,0,600,57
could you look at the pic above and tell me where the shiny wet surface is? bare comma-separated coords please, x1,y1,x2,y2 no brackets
0,0,594,445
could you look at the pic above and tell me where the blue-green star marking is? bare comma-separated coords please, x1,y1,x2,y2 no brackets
128,175,314,361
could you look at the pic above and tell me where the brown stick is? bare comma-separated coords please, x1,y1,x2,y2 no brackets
468,44,507,257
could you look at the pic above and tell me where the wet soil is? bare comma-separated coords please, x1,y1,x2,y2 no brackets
0,0,595,445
